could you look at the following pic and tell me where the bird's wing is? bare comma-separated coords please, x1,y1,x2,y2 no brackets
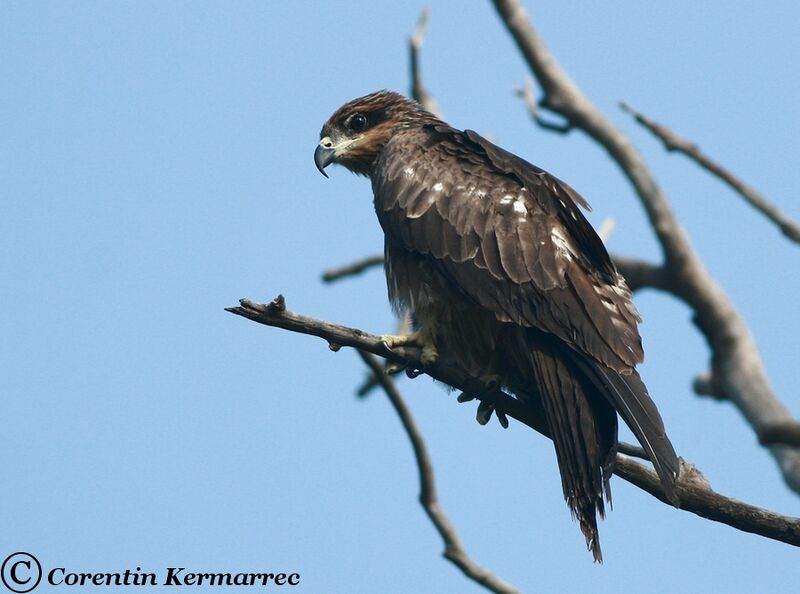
372,125,642,372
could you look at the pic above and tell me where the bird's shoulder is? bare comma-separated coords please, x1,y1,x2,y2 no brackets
372,122,644,370
375,124,615,282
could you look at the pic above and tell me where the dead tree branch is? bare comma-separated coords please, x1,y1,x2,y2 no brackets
614,456,800,545
358,350,522,594
616,442,648,460
515,78,572,134
226,296,800,547
491,0,800,495
619,102,800,244
611,256,670,293
321,255,384,283
409,7,441,118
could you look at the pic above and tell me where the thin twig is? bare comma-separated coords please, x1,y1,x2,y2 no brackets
358,350,522,594
620,101,800,244
515,78,572,134
616,442,648,460
321,255,384,283
226,296,800,547
491,0,800,495
611,255,670,293
409,7,441,118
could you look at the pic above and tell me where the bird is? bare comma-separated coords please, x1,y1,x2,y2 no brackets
314,90,679,561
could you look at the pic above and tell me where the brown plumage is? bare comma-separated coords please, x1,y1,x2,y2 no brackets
315,90,679,561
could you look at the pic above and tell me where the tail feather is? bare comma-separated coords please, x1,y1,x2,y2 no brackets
527,344,617,562
574,358,680,505
521,333,680,561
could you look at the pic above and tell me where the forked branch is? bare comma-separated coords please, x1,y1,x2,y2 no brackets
619,101,800,244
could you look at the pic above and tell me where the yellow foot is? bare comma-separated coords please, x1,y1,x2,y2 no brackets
380,330,439,365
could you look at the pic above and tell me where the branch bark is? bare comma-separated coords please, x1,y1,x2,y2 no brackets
515,78,572,133
611,255,669,293
491,0,800,495
759,422,800,448
226,296,800,547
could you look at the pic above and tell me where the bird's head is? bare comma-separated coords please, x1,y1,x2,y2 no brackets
315,90,432,177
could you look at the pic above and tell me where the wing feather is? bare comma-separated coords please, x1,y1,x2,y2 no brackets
478,227,505,280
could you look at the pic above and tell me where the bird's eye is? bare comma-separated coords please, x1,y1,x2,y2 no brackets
348,113,368,132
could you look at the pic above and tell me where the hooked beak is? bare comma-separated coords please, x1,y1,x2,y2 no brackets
314,138,337,178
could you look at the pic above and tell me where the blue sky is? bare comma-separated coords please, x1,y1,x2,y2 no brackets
2,1,799,592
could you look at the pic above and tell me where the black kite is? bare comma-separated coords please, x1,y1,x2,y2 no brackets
314,90,679,561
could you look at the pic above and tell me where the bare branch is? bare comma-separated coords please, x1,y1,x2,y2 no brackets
514,78,572,134
358,350,522,594
226,296,800,547
614,456,800,545
490,0,800,495
321,255,384,283
692,371,725,400
611,255,669,293
616,442,648,460
620,102,800,244
409,8,442,118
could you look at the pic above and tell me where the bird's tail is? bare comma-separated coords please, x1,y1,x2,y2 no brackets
521,333,680,561
526,342,618,563
570,354,681,506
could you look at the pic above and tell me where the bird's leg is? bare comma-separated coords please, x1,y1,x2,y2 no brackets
476,348,505,389
381,323,439,365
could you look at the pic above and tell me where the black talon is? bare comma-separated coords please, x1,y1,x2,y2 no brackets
457,392,476,403
457,379,507,427
476,400,495,425
496,409,509,429
406,367,424,379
